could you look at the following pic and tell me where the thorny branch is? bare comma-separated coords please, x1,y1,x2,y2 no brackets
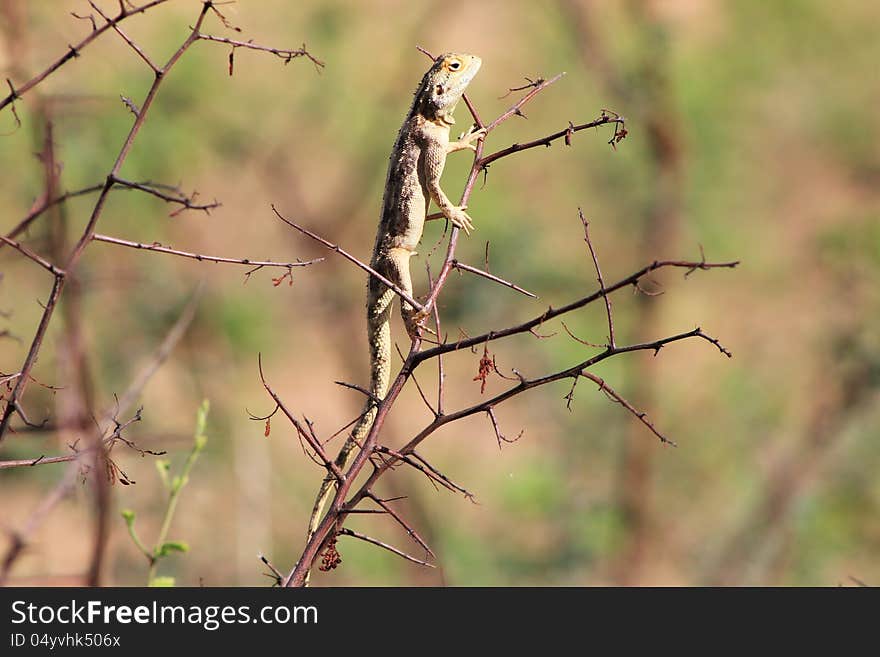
92,234,323,273
0,0,170,114
2,179,218,247
0,2,322,583
272,52,737,585
1,1,322,441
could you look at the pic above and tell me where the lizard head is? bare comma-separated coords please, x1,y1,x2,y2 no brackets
417,52,481,124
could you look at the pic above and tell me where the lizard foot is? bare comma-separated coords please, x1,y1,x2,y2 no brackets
404,308,437,340
447,206,475,234
449,126,487,154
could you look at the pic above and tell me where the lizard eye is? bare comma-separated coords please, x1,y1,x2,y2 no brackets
448,59,461,71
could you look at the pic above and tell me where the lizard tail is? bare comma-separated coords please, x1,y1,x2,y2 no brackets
304,284,394,582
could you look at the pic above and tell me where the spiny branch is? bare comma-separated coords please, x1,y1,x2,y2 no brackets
272,204,424,313
415,256,738,364
0,1,322,441
0,236,65,276
452,260,538,298
195,34,324,71
479,109,627,168
367,493,436,559
92,234,323,273
0,0,170,114
258,355,344,482
577,371,676,446
337,528,434,568
579,208,615,348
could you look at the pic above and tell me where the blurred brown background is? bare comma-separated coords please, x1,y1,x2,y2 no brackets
1,0,878,586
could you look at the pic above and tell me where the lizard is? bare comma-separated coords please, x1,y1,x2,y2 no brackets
305,52,483,579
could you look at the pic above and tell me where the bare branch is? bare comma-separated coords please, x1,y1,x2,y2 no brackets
452,260,538,299
416,257,738,364
110,177,220,214
0,0,170,113
259,554,284,587
0,236,65,277
272,205,424,312
578,209,614,348
577,371,676,446
367,493,435,559
88,0,160,72
337,528,434,568
258,355,344,482
195,34,324,71
92,234,322,271
486,406,523,449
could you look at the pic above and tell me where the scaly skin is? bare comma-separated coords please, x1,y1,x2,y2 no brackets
305,53,482,581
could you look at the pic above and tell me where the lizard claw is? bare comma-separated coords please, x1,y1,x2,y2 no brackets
459,125,487,141
405,308,436,340
448,206,475,234
449,127,486,154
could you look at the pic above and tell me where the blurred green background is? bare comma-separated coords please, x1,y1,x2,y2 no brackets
1,0,878,586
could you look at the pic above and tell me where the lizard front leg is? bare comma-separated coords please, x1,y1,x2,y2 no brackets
423,139,475,234
447,126,486,154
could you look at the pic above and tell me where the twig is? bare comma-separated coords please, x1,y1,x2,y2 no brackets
92,234,322,271
479,111,626,168
367,493,435,558
486,406,523,449
110,177,220,214
452,260,538,298
394,343,437,417
194,34,324,71
272,204,424,312
0,236,65,276
333,381,381,406
0,409,147,470
578,371,675,446
259,554,284,586
337,528,434,568
258,355,344,482
88,1,160,72
578,209,614,347
0,408,143,584
3,184,104,245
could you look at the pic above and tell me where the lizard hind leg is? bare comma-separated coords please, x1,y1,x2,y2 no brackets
383,248,425,341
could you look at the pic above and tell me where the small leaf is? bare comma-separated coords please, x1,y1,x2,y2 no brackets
148,576,176,587
155,541,190,558
121,509,136,526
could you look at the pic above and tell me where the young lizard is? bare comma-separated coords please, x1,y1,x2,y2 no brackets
306,52,483,578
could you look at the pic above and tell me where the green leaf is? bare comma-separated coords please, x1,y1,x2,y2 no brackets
148,576,176,587
155,541,190,558
121,510,152,562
